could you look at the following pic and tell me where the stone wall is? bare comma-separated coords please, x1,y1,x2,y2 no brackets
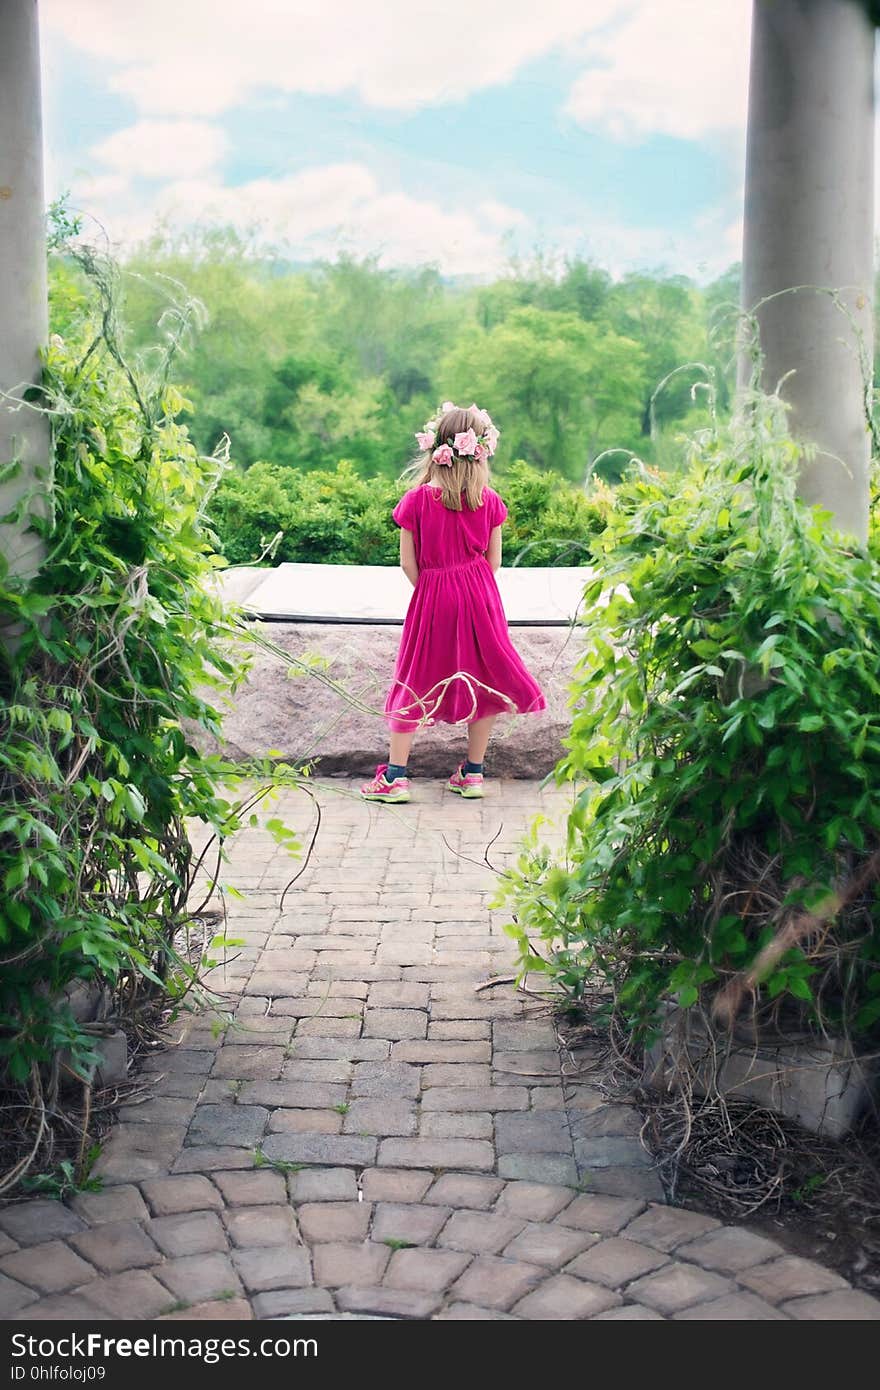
193,621,583,778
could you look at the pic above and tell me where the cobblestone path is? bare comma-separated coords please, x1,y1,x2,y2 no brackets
1,781,878,1321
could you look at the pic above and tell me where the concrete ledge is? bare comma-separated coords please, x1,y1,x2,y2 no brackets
216,563,590,626
646,1007,878,1138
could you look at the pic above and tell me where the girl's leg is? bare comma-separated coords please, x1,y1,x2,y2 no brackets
466,716,496,765
389,731,415,770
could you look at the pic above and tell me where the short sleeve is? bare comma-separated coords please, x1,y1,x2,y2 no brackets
393,488,419,531
489,490,508,527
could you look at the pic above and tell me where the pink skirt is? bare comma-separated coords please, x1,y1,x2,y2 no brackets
384,556,547,732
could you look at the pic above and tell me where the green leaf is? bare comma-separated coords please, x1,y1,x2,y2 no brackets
788,977,813,1002
797,715,824,732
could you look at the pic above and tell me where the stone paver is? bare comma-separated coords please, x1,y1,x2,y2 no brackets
424,1174,504,1209
450,1255,545,1310
343,1099,417,1136
313,1242,390,1288
351,1061,421,1099
187,1105,268,1149
513,1274,621,1320
372,1203,451,1246
566,1236,669,1287
161,1298,253,1320
497,1154,579,1185
146,1212,227,1258
261,1134,378,1166
496,1182,576,1223
437,1302,516,1320
438,1211,525,1256
337,1286,442,1318
8,1292,95,1320
627,1262,734,1314
69,1221,161,1274
360,1168,433,1204
621,1203,719,1251
556,1193,646,1234
298,1203,371,1243
141,1176,224,1216
155,1252,242,1303
213,1170,288,1206
77,1270,177,1320
69,1186,149,1225
0,1241,95,1294
594,1303,664,1319
781,1290,880,1319
675,1292,787,1320
384,1247,472,1292
252,1288,335,1318
502,1222,596,1268
0,1200,84,1246
421,1086,528,1112
739,1256,848,1303
378,1138,495,1171
223,1205,299,1248
231,1246,311,1293
676,1225,783,1274
1,779,877,1322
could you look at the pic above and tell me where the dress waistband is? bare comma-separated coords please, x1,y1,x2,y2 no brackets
421,555,486,572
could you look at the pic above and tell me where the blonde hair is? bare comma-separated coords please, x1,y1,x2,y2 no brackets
403,404,490,512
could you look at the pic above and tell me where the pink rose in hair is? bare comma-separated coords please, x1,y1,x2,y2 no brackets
453,428,478,456
473,443,488,463
441,401,455,413
485,425,500,456
415,430,435,450
432,444,454,466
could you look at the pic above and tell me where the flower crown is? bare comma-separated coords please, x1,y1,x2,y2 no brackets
415,401,500,467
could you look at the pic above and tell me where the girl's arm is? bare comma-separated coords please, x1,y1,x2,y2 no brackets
400,529,419,587
486,525,502,573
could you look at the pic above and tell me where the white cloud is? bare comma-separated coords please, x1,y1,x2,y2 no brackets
565,1,751,141
550,203,743,283
43,2,757,278
89,120,228,180
73,172,131,204
42,0,621,117
72,161,528,276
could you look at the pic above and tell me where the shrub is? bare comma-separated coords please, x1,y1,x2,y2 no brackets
498,460,613,565
497,395,880,1044
0,248,302,1155
211,457,612,568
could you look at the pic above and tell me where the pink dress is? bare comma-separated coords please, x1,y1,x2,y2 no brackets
384,484,547,732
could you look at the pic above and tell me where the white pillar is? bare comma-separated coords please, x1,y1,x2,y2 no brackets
740,0,875,543
0,0,49,583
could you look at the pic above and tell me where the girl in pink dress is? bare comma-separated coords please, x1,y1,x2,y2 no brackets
361,402,546,804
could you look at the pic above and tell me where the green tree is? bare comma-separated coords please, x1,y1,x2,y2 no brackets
441,306,645,480
48,222,746,486
602,272,706,436
120,227,317,465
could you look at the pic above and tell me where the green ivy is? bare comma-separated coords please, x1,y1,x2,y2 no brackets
0,244,303,1095
497,394,880,1042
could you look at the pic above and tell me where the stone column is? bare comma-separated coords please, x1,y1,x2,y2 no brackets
0,0,50,584
740,0,875,543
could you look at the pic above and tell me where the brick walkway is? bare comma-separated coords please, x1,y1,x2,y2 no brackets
1,780,878,1321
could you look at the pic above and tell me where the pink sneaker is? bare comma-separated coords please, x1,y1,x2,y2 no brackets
447,764,485,799
361,764,411,804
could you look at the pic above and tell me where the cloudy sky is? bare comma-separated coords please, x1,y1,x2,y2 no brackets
40,1,753,281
